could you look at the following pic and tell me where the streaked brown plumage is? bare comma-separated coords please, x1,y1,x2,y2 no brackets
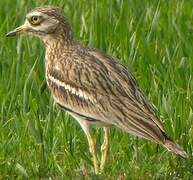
6,6,187,174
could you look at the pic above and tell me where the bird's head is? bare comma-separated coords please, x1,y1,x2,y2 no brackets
6,6,73,42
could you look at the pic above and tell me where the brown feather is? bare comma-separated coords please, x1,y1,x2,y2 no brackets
16,6,187,159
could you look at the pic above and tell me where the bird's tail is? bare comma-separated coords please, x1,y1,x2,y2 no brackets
163,139,188,159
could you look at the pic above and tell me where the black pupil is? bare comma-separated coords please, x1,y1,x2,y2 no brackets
33,17,38,21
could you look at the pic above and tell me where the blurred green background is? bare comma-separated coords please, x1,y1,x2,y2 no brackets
0,0,192,179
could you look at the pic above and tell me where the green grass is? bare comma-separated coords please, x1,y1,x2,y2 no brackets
0,0,193,179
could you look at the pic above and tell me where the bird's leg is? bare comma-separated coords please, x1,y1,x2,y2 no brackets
71,116,99,174
86,132,100,174
100,127,109,172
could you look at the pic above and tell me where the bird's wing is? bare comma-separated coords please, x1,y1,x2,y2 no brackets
88,48,165,131
47,46,167,143
88,48,168,142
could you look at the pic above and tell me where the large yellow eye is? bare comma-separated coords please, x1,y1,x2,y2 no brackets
30,16,41,25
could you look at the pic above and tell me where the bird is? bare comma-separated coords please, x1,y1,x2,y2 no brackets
6,6,187,174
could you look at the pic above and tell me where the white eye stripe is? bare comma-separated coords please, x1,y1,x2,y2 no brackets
48,75,96,103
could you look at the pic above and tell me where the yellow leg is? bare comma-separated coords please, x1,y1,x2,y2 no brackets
70,115,99,174
86,132,99,174
100,127,109,172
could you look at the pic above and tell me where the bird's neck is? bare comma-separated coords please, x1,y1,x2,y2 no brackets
43,23,74,46
43,35,73,47
43,26,75,62
44,35,76,71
